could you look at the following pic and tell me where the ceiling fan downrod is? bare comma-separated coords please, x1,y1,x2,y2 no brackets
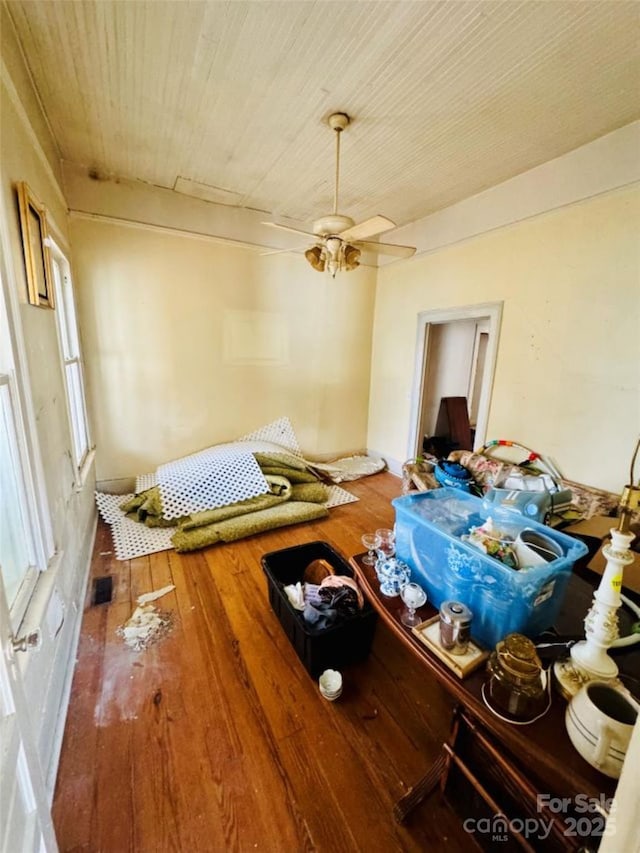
328,112,350,216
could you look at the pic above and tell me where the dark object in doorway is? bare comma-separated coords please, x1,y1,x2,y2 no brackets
92,575,113,606
423,435,451,458
428,396,473,456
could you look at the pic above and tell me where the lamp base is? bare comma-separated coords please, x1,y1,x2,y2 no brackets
553,649,619,701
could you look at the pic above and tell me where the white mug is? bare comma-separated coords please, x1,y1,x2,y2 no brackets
565,681,639,778
514,528,562,569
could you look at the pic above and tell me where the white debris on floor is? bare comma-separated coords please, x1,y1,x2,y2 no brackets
137,584,175,605
118,585,176,651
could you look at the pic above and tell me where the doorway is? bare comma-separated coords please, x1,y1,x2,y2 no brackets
407,302,503,460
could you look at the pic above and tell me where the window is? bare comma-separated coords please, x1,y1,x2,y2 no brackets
0,269,43,626
0,373,38,613
48,242,91,476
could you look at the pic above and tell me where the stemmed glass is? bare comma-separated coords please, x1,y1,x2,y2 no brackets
375,528,395,559
361,532,382,566
400,582,427,627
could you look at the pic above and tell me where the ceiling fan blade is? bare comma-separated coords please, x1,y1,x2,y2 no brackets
262,221,315,239
260,247,302,257
339,215,396,242
356,240,416,258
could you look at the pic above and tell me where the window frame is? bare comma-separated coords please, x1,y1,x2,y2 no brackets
0,254,51,629
47,240,93,483
0,372,40,627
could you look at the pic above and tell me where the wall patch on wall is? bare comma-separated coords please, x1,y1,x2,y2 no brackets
223,309,289,365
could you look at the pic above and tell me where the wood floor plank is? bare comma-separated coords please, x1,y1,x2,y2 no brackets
51,607,106,850
89,600,136,852
53,472,478,852
129,554,153,602
166,549,313,851
149,548,175,591
112,558,132,606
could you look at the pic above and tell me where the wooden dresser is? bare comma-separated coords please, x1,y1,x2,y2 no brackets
350,554,639,851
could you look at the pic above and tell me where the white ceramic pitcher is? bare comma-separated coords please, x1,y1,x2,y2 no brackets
565,681,639,778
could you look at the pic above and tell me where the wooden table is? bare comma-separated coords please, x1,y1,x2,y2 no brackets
349,554,639,847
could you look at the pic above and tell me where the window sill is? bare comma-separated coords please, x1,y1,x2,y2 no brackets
73,447,96,493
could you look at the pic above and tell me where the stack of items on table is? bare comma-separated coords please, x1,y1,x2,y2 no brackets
403,449,640,530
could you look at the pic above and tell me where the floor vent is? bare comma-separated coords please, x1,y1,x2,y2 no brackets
92,575,114,606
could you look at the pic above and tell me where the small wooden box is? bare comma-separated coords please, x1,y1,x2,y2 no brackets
412,615,488,678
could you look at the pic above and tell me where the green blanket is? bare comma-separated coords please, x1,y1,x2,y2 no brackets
120,454,330,552
172,501,328,552
178,475,292,531
121,487,184,527
258,466,319,483
253,452,308,471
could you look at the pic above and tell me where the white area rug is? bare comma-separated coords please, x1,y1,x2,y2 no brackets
157,444,268,520
135,471,158,492
95,492,176,560
239,416,303,456
325,485,359,508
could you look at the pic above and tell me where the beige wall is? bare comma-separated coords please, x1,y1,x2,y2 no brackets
70,216,376,482
368,186,640,494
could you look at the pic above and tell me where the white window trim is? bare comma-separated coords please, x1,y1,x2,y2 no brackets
0,200,56,629
0,373,40,630
46,238,93,489
0,196,54,568
74,447,96,494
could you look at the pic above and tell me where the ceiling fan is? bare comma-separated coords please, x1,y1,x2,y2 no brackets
262,113,416,277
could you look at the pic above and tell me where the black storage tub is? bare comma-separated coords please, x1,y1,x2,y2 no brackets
261,540,377,677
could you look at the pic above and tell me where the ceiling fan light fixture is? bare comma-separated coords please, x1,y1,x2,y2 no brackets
325,236,342,258
305,246,325,272
327,257,340,278
344,244,361,270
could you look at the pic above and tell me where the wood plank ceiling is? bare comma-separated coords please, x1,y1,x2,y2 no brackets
6,0,640,229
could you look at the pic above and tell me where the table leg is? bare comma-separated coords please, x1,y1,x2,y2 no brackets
393,748,448,823
394,704,462,823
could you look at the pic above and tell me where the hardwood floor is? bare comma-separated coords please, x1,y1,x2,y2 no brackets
53,473,478,852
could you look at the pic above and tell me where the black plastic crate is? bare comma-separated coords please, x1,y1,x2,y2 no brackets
261,540,377,677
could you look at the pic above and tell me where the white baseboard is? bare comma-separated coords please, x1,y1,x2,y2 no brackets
45,513,97,801
96,476,136,493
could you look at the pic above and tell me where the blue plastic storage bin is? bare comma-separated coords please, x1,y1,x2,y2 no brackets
393,488,588,649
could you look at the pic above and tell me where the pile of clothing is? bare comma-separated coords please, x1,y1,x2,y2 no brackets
284,574,364,631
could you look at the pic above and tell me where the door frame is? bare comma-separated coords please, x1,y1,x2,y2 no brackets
406,302,503,460
0,573,58,852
